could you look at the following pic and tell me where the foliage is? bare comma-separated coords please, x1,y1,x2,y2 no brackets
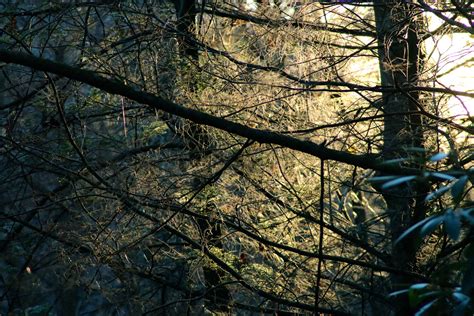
0,0,472,315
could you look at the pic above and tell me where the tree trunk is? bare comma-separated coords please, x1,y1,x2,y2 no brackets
374,0,427,314
173,0,199,61
196,205,232,312
173,1,232,311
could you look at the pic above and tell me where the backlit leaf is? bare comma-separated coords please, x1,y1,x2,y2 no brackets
451,176,468,204
381,176,417,189
444,211,461,240
395,217,433,244
368,176,397,182
429,152,448,162
420,216,444,238
425,185,451,202
430,172,456,181
389,289,409,297
415,300,437,316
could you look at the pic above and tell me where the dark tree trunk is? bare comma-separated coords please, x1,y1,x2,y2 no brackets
173,1,232,311
173,0,199,61
196,208,233,312
374,0,428,314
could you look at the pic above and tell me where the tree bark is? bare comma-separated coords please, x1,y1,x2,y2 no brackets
173,0,199,61
374,0,427,314
196,207,232,312
173,1,232,311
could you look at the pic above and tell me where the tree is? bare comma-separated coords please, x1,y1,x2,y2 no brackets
374,0,428,312
0,0,472,315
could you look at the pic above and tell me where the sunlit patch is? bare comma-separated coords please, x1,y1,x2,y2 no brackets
425,16,474,120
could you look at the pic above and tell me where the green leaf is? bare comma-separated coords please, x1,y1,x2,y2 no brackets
395,217,433,244
451,175,468,204
418,291,439,299
368,175,398,182
409,284,429,307
389,289,410,297
381,176,417,189
453,292,471,316
420,216,444,238
452,292,470,303
415,300,437,316
430,172,456,181
444,211,461,240
411,283,430,290
461,208,474,224
425,185,451,202
429,152,449,162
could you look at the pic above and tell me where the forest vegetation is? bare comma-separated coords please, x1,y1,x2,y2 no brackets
0,0,473,315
